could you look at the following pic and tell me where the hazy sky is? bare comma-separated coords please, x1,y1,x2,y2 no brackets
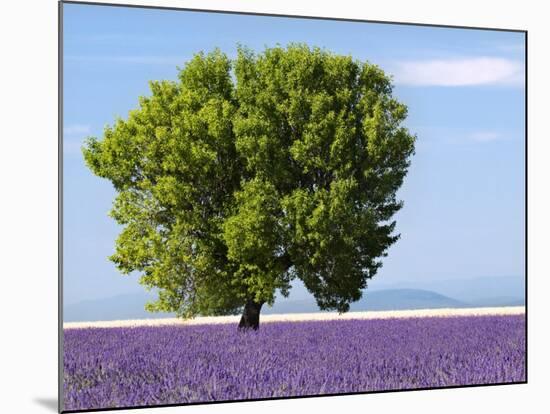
62,3,525,305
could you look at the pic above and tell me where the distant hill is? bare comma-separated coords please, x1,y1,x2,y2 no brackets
65,288,467,321
263,289,468,314
369,276,525,305
63,293,173,322
468,296,525,307
64,276,525,322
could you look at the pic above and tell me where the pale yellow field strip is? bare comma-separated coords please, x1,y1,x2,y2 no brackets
63,306,525,329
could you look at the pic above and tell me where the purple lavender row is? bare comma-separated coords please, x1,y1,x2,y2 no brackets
64,315,525,411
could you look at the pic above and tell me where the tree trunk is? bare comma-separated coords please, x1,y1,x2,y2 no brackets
238,300,263,330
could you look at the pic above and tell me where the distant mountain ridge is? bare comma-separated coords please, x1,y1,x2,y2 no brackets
63,293,173,322
369,276,525,303
263,288,467,314
64,276,525,322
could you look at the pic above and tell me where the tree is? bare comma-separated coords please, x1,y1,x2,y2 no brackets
83,44,416,330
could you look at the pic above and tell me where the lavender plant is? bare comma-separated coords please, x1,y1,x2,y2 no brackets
64,315,525,411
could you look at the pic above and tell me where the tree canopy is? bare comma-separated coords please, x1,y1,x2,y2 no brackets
83,44,416,328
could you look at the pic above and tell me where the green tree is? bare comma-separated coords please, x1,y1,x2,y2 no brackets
83,44,416,330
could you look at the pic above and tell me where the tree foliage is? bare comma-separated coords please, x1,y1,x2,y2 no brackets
83,44,416,319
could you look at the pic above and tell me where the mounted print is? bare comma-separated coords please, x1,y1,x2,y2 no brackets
60,1,527,412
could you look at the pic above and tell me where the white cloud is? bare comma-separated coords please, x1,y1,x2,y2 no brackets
63,124,91,135
79,34,160,43
66,55,187,66
63,124,92,156
470,131,502,142
63,140,86,156
393,57,524,87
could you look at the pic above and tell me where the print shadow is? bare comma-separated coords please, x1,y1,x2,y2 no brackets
34,397,58,412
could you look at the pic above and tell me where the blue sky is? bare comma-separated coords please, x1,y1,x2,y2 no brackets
62,3,525,306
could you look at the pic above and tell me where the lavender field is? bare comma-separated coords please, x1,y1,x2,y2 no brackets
63,315,525,411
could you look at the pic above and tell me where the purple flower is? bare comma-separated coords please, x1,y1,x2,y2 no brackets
63,315,525,411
